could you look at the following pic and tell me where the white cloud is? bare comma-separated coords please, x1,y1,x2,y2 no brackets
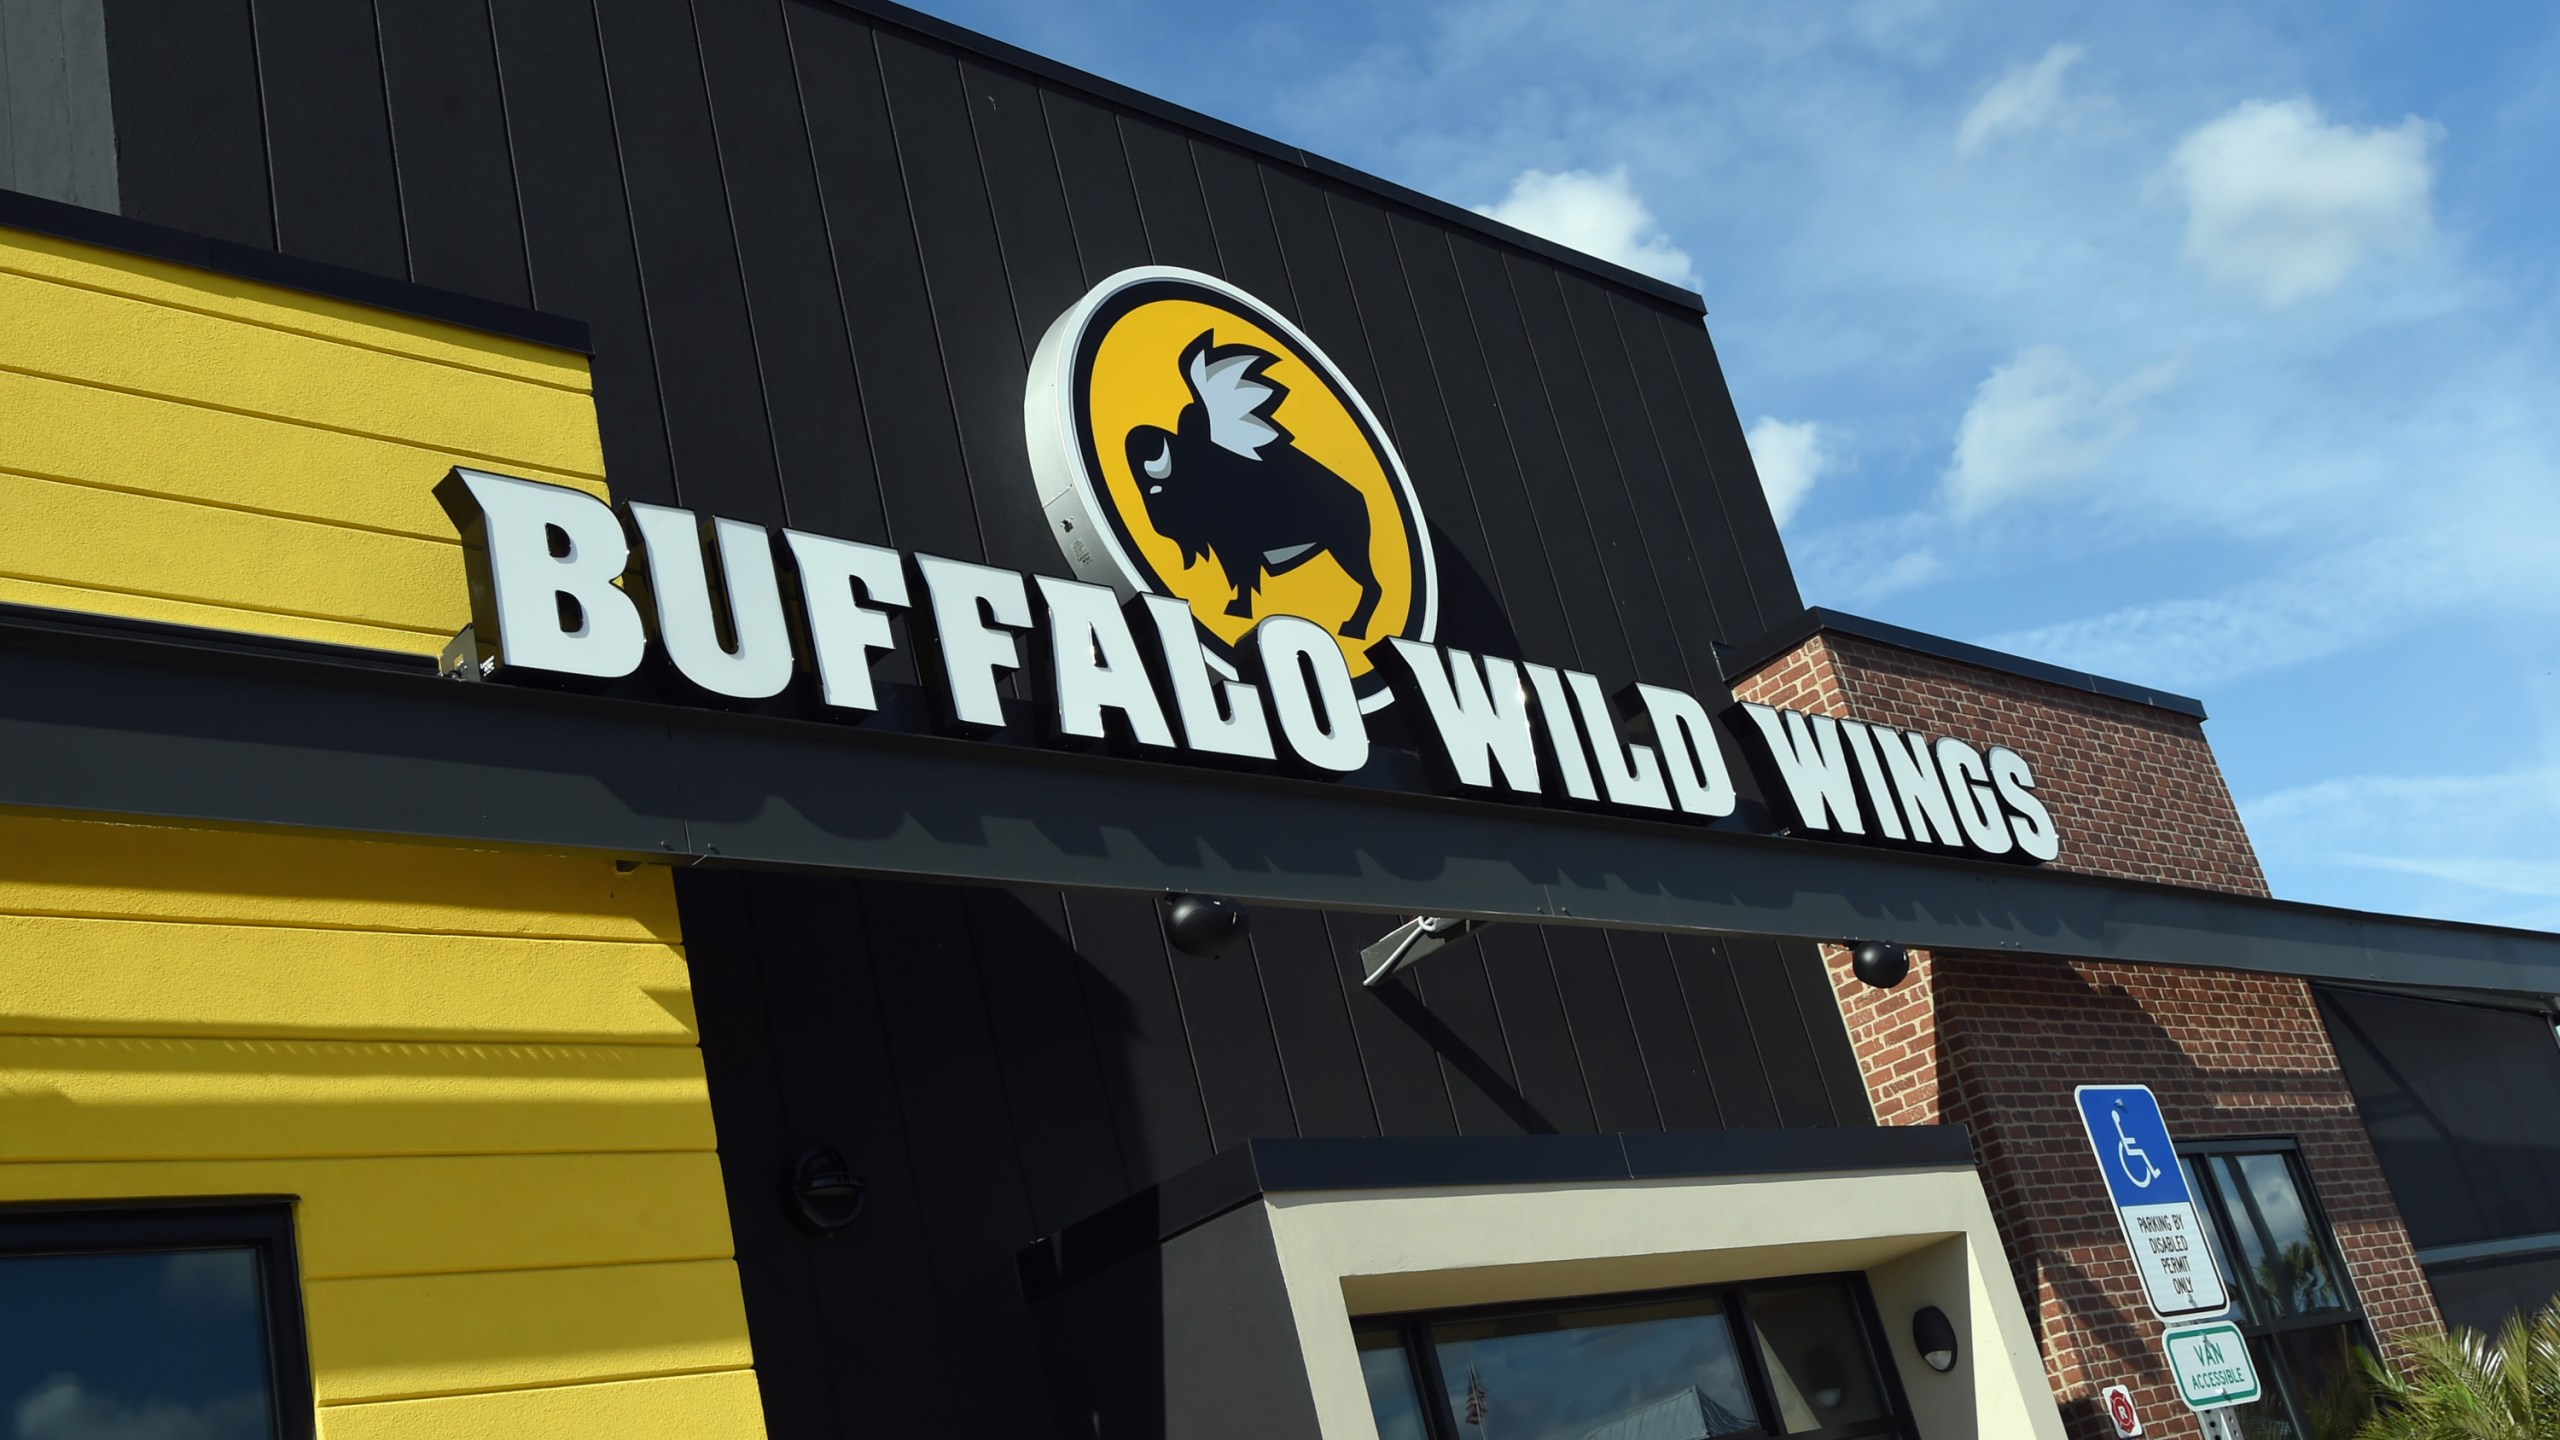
1743,416,1829,525
13,1376,265,1440
1473,166,1701,291
1957,43,2084,154
2168,97,2439,306
1942,345,2171,514
2246,765,2560,929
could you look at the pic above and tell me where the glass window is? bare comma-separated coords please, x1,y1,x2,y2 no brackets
1357,1274,1913,1440
1357,1328,1433,1440
1744,1282,1891,1433
0,1203,310,1440
2179,1143,2373,1440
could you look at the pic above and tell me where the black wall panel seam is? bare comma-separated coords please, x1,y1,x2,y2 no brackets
476,0,534,303
1423,224,1599,676
1311,185,1515,635
368,1,412,272
1605,291,1765,657
680,0,803,532
582,0,698,519
1657,952,1731,1129
1047,894,1148,1192
1373,205,1579,672
1646,304,1775,637
1543,267,1717,695
1655,308,1801,631
1496,254,1687,694
859,25,1000,565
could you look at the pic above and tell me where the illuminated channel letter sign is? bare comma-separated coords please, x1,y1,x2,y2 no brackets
433,271,2064,863
2073,1085,2229,1318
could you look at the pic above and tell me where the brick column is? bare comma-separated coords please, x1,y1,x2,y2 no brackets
1736,634,2437,1439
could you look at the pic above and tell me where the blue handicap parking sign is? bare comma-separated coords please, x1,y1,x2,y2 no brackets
2074,1083,2228,1317
2076,1086,2191,1208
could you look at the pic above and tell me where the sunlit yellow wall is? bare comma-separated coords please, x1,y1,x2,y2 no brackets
0,226,764,1439
0,225,603,653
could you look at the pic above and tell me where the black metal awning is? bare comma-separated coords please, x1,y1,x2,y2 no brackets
6,604,2556,997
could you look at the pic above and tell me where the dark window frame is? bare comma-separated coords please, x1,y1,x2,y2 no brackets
2176,1136,2373,1437
1358,1269,1920,1440
0,1195,317,1440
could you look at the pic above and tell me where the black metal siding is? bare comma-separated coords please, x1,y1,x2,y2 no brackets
683,871,1867,1438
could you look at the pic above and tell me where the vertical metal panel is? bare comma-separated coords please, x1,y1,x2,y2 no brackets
1415,938,1525,1136
693,0,887,544
248,0,404,275
1674,934,1784,1129
1725,936,1837,1128
1610,929,1727,1130
592,0,785,523
1041,85,1149,281
957,56,1085,358
783,3,983,565
373,0,527,305
874,28,1056,576
1249,905,1381,1140
1477,924,1602,1134
1545,924,1664,1133
1324,910,1459,1137
1657,308,1806,631
1063,889,1218,1188
1381,207,1581,668
1449,230,1640,691
967,888,1132,1233
1563,271,1736,681
485,0,677,507
1192,141,1292,309
853,878,1053,1436
1611,291,1769,660
1118,113,1218,272
102,0,269,245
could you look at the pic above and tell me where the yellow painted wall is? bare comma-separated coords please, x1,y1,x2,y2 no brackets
0,225,765,1438
0,225,604,653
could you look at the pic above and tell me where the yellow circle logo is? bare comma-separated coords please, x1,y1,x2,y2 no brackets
1025,268,1437,711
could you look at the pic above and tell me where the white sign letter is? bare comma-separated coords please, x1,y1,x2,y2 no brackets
625,502,795,700
435,468,644,680
914,554,1033,733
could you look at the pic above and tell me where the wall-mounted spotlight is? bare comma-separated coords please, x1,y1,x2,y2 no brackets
1163,894,1250,959
1911,1304,1960,1373
788,1148,867,1235
1849,940,1912,990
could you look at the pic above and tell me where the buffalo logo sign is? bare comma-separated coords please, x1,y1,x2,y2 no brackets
1025,267,1435,712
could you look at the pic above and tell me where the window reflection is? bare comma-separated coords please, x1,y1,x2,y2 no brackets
1427,1296,1760,1439
1356,1329,1430,1440
0,1247,276,1440
2209,1154,2345,1320
1743,1282,1890,1434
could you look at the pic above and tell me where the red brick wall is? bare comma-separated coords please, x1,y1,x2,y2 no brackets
1735,632,2437,1439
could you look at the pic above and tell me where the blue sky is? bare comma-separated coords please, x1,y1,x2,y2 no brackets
911,0,2560,930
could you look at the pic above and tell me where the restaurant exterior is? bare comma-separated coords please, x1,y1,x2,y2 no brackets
3,4,2558,1439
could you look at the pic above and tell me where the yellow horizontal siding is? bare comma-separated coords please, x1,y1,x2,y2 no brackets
0,365,605,539
0,227,591,390
0,470,471,644
307,1259,754,1404
0,1153,733,1279
0,575,453,653
0,226,606,651
0,816,681,943
0,1033,714,1162
316,1370,763,1440
0,268,602,478
0,914,697,1044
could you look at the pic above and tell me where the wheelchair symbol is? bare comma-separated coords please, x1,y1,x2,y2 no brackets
2114,1107,2161,1189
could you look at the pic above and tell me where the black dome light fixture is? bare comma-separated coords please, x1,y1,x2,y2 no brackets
1912,1305,1960,1373
1163,893,1251,959
1849,940,1912,990
788,1148,868,1235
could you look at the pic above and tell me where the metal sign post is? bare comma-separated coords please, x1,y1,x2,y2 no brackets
2073,1084,2230,1318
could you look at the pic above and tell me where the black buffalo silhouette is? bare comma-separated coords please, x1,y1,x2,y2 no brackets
1122,331,1380,638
